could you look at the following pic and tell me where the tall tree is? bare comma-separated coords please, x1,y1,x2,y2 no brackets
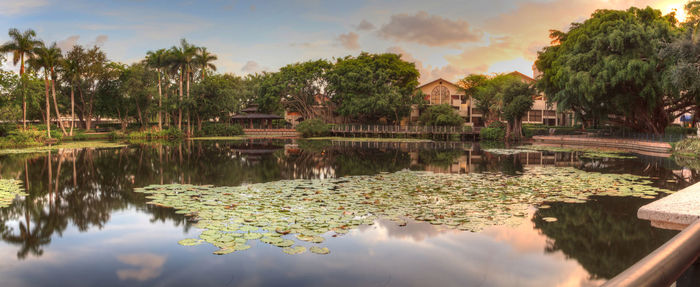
191,74,246,130
256,59,331,120
145,49,168,130
168,40,196,131
535,7,683,134
29,42,57,138
326,53,422,124
41,43,67,135
0,28,42,128
64,45,108,130
195,47,217,79
60,56,80,135
500,78,535,141
473,74,513,125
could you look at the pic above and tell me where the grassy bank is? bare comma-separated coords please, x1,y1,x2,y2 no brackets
0,141,127,155
672,138,700,157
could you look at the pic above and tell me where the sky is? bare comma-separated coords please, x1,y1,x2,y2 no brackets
0,0,688,83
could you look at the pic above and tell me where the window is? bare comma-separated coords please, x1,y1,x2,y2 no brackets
430,85,450,105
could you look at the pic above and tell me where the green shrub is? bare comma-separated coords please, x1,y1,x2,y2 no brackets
72,131,88,141
108,131,126,140
0,129,46,148
419,104,464,126
295,119,330,138
0,124,16,137
480,122,505,141
672,139,700,156
666,125,697,135
159,127,184,139
196,123,244,137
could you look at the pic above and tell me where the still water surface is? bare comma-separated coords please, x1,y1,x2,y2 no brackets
0,139,696,287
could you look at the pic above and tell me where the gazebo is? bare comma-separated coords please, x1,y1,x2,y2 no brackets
231,105,283,129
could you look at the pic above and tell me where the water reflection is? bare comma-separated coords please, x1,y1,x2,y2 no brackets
0,139,696,286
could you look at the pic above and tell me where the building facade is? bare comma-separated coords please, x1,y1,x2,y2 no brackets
413,71,571,127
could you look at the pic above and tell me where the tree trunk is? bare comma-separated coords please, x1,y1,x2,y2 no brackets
44,74,51,138
186,69,191,136
50,72,67,136
178,71,183,130
70,87,74,136
20,55,26,129
505,121,512,142
157,69,162,131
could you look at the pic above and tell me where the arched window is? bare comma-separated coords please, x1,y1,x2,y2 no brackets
431,85,450,105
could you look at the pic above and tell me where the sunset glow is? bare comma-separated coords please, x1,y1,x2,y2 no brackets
0,0,692,82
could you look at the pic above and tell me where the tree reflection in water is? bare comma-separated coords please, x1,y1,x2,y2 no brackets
0,139,695,265
532,197,678,280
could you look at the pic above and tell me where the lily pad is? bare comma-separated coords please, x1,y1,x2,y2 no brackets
283,246,307,255
178,238,204,246
309,246,330,255
136,167,672,255
0,179,26,209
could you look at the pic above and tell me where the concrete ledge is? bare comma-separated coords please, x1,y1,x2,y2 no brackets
638,182,700,230
532,136,672,154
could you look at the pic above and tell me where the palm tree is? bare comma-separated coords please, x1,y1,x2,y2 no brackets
61,58,80,136
168,46,185,130
145,49,168,130
44,43,67,136
29,43,54,138
0,28,42,128
169,39,197,132
195,47,217,79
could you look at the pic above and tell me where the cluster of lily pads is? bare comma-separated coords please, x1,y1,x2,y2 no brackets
520,145,637,159
135,166,671,256
0,179,26,208
484,146,637,159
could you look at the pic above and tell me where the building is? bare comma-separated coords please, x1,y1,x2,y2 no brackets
231,105,284,129
412,71,571,127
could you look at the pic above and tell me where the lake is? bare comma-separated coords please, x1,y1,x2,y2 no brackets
0,139,695,287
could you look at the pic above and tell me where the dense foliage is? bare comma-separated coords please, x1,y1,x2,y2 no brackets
535,7,690,134
295,119,330,138
418,104,464,126
326,53,423,124
480,122,506,141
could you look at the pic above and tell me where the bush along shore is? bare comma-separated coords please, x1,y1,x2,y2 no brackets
0,122,246,151
672,138,700,157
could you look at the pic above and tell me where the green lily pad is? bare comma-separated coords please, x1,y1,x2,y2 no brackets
283,246,307,255
178,238,204,246
309,246,330,255
136,167,672,256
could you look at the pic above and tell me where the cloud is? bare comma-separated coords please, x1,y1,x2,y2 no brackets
387,46,470,83
116,253,167,281
378,11,482,47
0,0,48,16
241,60,262,73
94,35,109,47
57,35,80,52
356,19,375,31
336,32,360,50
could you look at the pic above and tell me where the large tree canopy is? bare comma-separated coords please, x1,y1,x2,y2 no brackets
255,59,331,119
325,53,422,124
535,7,686,134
